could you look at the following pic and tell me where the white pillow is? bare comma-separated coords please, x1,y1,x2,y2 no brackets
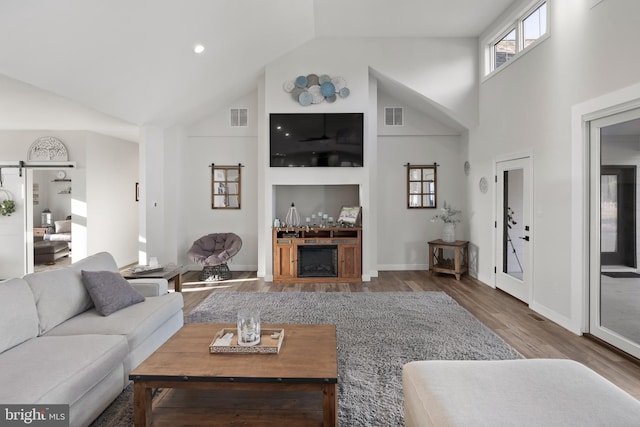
55,220,71,233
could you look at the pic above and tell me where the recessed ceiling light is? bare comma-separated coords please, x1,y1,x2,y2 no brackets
194,44,205,54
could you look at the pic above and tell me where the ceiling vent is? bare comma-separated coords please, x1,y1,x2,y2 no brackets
384,107,403,126
230,108,248,127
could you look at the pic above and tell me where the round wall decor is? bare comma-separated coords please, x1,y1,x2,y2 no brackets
479,176,489,194
284,74,349,106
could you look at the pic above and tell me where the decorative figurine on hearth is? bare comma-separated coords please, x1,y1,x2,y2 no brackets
285,202,301,227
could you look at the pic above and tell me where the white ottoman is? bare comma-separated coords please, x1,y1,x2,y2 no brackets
403,359,640,427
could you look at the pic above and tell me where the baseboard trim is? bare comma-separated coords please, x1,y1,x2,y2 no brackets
377,264,428,271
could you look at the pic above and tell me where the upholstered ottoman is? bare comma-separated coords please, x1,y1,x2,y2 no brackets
403,359,640,427
34,240,69,265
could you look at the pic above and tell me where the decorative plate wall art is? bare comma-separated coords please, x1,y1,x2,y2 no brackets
28,136,69,161
479,176,489,194
283,74,350,106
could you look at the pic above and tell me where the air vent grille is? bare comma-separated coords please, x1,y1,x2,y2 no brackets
384,107,403,126
230,108,248,127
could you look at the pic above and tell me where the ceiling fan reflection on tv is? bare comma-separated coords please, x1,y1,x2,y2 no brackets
300,134,332,142
300,115,331,142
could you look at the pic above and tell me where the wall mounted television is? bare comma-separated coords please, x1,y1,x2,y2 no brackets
270,113,363,167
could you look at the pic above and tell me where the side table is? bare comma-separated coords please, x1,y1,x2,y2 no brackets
428,240,469,280
33,227,48,242
122,265,184,292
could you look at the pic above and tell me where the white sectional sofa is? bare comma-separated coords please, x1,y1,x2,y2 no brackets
403,359,640,427
0,252,184,427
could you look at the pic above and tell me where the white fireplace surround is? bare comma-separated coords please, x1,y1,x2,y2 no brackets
260,166,373,282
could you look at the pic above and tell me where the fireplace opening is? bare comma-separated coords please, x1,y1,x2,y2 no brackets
298,245,338,277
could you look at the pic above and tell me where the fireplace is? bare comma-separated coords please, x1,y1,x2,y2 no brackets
297,245,338,278
272,228,361,282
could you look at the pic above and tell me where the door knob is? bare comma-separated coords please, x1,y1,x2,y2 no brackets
519,236,530,241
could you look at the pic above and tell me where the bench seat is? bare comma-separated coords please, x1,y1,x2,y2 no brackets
403,359,640,427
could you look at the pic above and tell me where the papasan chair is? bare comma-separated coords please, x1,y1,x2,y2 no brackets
188,233,242,281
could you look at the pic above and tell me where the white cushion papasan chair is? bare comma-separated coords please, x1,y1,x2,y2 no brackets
188,233,242,281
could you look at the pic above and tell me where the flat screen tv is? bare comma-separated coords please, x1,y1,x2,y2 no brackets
270,113,363,167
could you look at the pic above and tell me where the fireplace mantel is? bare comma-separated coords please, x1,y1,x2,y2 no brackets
272,227,362,283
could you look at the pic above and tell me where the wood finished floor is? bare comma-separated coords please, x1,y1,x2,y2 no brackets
174,270,640,400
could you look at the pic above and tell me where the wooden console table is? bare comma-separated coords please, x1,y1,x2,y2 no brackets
428,239,469,280
273,227,361,283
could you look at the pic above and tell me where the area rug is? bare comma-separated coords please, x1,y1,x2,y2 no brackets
91,291,521,426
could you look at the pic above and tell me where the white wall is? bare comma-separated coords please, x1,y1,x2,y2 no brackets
8,1,639,340
139,125,166,266
256,37,476,280
377,134,465,270
176,37,476,279
263,44,370,278
0,131,86,268
470,0,640,331
0,76,140,270
365,39,478,128
84,132,139,266
376,90,465,270
0,130,138,268
181,91,259,270
0,74,139,142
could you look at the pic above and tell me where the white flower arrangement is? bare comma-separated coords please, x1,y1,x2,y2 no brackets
431,202,461,224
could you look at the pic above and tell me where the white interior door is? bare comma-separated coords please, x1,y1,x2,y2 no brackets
496,157,532,303
0,168,28,279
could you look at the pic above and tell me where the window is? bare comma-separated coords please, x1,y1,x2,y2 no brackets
488,1,548,74
211,164,241,209
494,29,516,70
523,3,547,48
407,165,437,209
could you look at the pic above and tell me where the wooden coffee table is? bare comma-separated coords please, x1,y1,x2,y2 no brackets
129,323,338,426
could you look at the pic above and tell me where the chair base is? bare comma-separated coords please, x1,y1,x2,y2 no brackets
200,264,232,281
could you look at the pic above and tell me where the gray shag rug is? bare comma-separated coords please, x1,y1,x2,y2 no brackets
91,291,521,426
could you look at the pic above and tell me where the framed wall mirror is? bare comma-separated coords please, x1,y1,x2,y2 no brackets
407,164,437,208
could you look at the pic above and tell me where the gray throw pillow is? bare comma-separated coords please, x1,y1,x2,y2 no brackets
81,270,145,316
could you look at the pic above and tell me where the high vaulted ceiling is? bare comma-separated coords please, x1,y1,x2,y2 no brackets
0,0,514,132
